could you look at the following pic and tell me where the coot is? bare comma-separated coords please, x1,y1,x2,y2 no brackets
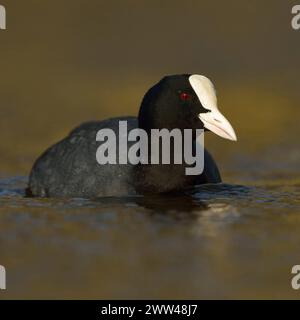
27,74,237,198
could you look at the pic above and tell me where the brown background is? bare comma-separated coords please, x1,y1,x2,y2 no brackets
0,0,299,179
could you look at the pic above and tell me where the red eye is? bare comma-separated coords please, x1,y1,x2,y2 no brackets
180,92,190,101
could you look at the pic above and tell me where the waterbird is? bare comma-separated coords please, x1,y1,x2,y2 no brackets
27,74,237,198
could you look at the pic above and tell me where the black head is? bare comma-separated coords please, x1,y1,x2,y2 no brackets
138,74,237,141
138,74,205,132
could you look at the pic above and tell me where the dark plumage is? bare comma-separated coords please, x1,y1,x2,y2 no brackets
27,74,236,198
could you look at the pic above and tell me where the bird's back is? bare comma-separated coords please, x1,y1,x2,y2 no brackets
28,117,138,198
27,116,221,198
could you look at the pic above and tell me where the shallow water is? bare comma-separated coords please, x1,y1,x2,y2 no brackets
1,171,300,299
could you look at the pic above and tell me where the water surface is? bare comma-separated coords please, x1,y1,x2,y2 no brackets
1,165,300,299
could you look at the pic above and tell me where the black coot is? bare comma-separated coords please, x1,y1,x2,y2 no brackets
27,74,237,198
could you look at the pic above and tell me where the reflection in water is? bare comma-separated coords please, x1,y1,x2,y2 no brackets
0,176,300,299
135,193,207,215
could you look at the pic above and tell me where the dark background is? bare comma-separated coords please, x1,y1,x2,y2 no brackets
0,0,299,179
